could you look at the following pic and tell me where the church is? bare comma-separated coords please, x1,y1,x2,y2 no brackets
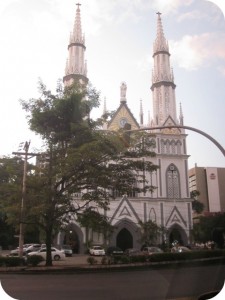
57,4,193,253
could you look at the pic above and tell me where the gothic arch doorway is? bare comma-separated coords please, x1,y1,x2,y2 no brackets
57,223,84,254
168,224,188,246
110,218,141,250
63,229,80,254
116,228,133,251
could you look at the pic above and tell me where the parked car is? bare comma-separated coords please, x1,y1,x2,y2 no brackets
9,248,27,257
142,246,163,255
106,246,123,256
27,247,65,261
60,245,73,257
124,248,141,256
25,244,41,253
171,246,191,253
89,245,105,256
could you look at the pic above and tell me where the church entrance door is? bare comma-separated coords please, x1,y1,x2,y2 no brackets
116,228,133,251
169,227,183,245
63,229,80,253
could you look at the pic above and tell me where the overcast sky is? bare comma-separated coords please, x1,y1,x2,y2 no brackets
0,0,225,169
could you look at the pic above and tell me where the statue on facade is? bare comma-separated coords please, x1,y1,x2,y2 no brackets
120,82,127,102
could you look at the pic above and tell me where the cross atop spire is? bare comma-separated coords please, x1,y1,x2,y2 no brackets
153,12,168,53
76,3,81,8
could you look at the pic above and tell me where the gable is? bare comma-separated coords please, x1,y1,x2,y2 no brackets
107,103,140,131
110,195,141,224
165,205,187,228
161,116,181,135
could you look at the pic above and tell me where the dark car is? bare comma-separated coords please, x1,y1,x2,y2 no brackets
106,246,123,256
60,244,73,257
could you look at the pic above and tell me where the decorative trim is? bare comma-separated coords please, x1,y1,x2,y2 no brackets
166,206,187,228
110,195,141,224
68,42,86,50
160,202,164,227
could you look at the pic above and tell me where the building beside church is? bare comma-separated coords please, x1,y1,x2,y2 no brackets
56,4,193,253
189,165,225,214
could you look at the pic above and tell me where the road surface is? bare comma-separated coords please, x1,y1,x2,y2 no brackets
0,264,224,300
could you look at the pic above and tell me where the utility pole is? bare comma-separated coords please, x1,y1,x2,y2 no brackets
12,141,38,258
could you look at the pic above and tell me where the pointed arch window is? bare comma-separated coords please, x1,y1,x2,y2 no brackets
166,164,180,198
161,139,165,153
171,140,176,154
166,140,170,154
176,140,182,155
149,208,156,222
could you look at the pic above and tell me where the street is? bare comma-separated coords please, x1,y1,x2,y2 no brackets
0,264,225,300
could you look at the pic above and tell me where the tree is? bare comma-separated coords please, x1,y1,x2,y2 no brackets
3,80,158,266
192,213,225,248
139,220,166,247
0,156,39,248
190,190,204,214
77,208,114,248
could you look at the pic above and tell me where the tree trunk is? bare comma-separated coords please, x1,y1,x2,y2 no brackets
45,226,53,266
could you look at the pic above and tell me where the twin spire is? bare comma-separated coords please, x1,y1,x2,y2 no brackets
63,3,88,86
64,7,183,127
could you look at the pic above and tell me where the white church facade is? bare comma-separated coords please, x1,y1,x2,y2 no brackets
57,4,192,253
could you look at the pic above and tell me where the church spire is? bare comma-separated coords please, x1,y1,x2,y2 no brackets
140,99,143,125
63,3,88,87
151,13,177,126
153,12,169,53
72,3,82,42
179,102,184,125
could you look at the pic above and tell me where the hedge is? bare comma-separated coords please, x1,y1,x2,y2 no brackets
148,250,225,263
0,256,25,267
26,255,44,266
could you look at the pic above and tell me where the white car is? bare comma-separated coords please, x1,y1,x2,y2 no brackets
89,246,105,256
28,247,65,261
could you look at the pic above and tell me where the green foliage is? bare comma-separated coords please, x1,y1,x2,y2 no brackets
190,190,204,214
26,255,43,266
110,250,225,265
139,220,166,246
0,256,25,267
192,200,204,214
3,80,158,266
192,213,225,246
87,256,98,265
148,250,225,263
101,256,109,265
77,208,114,239
129,255,149,263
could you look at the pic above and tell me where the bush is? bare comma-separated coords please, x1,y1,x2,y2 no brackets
148,250,225,263
118,255,130,264
0,256,25,267
101,256,109,265
87,256,97,265
26,255,43,266
129,255,149,263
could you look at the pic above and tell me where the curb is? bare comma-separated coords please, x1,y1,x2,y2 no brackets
0,256,224,274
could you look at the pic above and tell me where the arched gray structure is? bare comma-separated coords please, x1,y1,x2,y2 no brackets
128,125,225,157
109,218,141,250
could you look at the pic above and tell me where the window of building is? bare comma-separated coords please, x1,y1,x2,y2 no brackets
166,164,180,198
